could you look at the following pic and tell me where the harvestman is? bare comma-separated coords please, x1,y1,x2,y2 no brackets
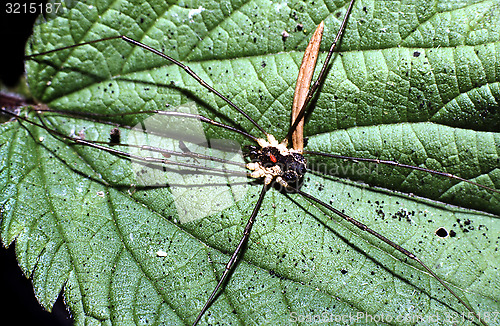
4,0,499,324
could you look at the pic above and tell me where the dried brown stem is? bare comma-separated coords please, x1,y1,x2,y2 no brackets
290,21,324,151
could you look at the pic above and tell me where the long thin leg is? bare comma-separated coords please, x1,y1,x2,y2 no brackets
304,150,500,194
192,184,268,326
35,108,259,142
26,36,269,137
35,110,250,170
7,108,249,177
293,187,487,326
285,0,356,142
104,142,246,169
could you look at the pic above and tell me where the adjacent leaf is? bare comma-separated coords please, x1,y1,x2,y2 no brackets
1,0,499,325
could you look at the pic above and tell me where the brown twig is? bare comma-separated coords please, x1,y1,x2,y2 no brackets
290,21,324,151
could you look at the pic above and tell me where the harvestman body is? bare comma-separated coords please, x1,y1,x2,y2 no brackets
4,0,499,325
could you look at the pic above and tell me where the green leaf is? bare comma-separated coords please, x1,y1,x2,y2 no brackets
1,0,499,325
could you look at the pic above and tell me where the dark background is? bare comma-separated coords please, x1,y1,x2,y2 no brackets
1,1,73,324
1,0,43,87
